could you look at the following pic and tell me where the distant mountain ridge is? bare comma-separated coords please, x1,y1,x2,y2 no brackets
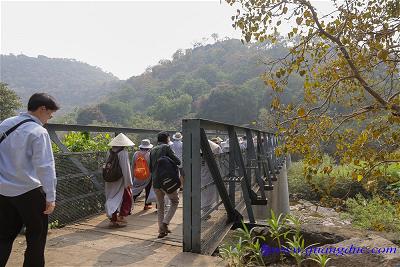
0,54,123,114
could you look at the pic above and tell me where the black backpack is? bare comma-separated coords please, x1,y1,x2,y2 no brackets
102,148,124,182
156,156,181,194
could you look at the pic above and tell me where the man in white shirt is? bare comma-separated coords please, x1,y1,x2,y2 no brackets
170,132,184,190
0,93,59,267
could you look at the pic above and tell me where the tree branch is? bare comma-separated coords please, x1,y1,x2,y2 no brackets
327,106,376,137
364,160,400,177
279,75,355,125
299,0,400,116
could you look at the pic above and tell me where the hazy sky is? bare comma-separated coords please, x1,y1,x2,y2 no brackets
1,0,334,80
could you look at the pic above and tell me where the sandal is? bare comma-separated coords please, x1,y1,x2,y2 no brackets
143,205,152,210
117,216,128,224
109,221,126,228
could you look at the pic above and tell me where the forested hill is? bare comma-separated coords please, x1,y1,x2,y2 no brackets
76,38,304,128
0,54,122,114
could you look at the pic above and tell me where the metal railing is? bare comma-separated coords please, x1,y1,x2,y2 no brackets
45,123,175,225
182,119,285,254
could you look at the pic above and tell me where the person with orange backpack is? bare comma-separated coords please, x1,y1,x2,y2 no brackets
131,139,154,210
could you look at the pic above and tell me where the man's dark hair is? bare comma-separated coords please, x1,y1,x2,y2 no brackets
28,93,60,111
157,131,170,143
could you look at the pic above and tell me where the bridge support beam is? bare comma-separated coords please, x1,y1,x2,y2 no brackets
286,154,292,169
267,160,290,218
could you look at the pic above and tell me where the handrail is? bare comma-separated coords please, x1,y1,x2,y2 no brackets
45,123,176,135
185,118,274,134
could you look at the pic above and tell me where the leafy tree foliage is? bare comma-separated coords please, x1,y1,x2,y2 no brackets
129,114,165,130
76,106,106,125
97,102,133,125
198,83,259,124
51,132,113,154
0,83,22,120
149,94,192,123
60,132,111,152
181,78,211,100
227,0,400,187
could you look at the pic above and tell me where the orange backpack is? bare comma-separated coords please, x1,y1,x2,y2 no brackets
133,153,150,180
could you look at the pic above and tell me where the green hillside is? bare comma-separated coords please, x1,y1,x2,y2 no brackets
76,39,304,128
0,54,122,114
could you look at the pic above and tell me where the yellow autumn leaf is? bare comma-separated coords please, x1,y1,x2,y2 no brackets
271,98,280,109
298,107,306,117
268,79,277,89
357,174,363,182
377,50,389,60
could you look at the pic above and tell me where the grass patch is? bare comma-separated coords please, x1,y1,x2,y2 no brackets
342,194,400,232
288,155,400,204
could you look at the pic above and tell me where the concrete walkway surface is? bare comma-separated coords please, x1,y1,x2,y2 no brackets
7,200,224,267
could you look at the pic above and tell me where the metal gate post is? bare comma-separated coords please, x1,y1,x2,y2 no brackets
182,119,201,253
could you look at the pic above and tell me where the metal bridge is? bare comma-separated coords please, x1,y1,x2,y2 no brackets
45,118,290,256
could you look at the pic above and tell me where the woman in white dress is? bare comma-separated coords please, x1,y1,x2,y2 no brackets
104,133,134,227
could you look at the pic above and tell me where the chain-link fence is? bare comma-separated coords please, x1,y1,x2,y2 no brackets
50,152,107,225
45,123,173,225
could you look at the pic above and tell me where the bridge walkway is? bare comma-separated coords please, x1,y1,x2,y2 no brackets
8,196,223,267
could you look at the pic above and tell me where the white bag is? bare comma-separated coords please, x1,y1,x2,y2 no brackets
146,187,157,204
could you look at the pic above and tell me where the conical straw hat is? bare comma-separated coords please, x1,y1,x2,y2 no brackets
208,140,222,154
200,140,221,154
108,133,135,147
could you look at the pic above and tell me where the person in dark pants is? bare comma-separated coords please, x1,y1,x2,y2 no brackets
149,132,181,238
0,93,59,267
132,176,152,208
